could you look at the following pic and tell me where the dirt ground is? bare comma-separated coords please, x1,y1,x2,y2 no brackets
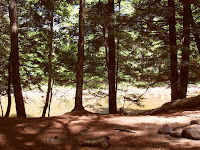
1,109,200,150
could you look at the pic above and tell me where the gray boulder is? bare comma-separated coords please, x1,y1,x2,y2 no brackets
182,124,200,140
170,131,182,138
190,120,200,125
158,124,173,134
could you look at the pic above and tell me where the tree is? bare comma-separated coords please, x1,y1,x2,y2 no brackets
9,0,26,117
0,0,11,117
108,0,117,114
188,2,200,54
73,0,85,111
5,56,12,117
178,0,191,99
42,0,54,117
168,0,178,101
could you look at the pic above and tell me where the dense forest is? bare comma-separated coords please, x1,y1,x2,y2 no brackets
0,0,200,117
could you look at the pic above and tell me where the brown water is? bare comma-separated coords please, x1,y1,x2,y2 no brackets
0,85,200,117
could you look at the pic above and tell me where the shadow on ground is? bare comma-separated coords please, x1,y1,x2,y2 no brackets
0,111,199,150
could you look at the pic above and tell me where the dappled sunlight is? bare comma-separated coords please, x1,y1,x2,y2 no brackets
0,110,200,149
101,115,193,126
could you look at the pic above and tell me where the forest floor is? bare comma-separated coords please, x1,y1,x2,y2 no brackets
1,109,200,150
1,85,200,149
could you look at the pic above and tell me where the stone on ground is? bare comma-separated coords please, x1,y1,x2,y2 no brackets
158,124,173,134
190,120,200,125
170,131,182,138
182,124,200,140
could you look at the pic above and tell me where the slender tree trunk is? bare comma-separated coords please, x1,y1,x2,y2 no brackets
116,0,121,99
108,0,117,114
178,0,190,99
188,5,200,53
42,0,54,117
168,0,179,101
102,25,109,71
5,58,12,117
73,0,85,111
0,97,3,117
48,79,54,117
9,0,26,117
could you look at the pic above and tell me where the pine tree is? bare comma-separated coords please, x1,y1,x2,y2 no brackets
73,0,85,111
9,0,26,117
178,0,191,99
168,0,178,101
108,0,117,114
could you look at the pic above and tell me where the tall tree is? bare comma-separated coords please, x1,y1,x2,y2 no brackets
9,0,26,117
178,0,191,99
42,0,54,117
5,56,12,117
168,0,178,101
108,0,117,114
73,0,85,111
188,3,200,54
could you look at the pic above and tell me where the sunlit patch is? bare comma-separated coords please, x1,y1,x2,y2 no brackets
24,141,35,146
16,123,25,127
20,127,38,134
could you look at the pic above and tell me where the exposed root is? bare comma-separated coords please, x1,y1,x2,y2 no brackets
81,136,110,150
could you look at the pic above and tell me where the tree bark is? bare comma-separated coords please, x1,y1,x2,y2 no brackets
188,5,200,53
5,58,12,117
168,0,179,101
116,0,121,99
73,0,85,111
42,0,54,117
108,0,117,114
102,25,109,71
178,0,190,99
9,0,26,117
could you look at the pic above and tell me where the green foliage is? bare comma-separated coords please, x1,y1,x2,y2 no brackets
0,0,10,95
0,0,200,93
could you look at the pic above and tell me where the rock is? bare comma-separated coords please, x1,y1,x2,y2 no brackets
170,131,182,138
190,120,200,125
182,124,200,140
158,124,173,134
46,136,60,143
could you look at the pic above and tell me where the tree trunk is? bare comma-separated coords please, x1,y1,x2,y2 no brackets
178,0,190,99
168,0,179,101
108,0,117,114
42,0,54,117
5,58,12,117
9,0,26,117
116,0,121,99
73,0,85,111
102,25,109,71
48,81,53,117
188,5,200,53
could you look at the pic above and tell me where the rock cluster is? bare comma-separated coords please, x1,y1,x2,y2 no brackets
158,120,200,140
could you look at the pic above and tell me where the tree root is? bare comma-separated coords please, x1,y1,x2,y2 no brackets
81,136,110,150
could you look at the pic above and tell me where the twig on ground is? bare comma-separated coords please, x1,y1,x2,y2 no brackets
114,128,136,133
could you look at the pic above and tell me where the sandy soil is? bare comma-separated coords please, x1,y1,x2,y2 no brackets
1,109,200,150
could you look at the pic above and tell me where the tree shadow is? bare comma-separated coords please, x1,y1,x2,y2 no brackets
0,113,199,150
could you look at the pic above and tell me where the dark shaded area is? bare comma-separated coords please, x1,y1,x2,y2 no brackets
0,112,200,149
